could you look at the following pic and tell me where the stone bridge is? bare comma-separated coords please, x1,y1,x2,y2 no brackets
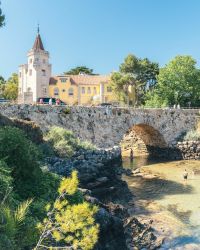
0,105,199,151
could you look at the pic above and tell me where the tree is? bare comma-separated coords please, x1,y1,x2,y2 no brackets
145,55,200,107
36,171,99,250
110,72,136,105
0,76,6,97
64,66,94,75
111,54,159,106
0,1,5,28
3,73,18,100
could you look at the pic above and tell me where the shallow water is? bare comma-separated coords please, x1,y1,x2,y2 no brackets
122,157,200,249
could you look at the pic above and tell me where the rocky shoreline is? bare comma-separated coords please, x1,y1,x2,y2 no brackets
44,147,162,250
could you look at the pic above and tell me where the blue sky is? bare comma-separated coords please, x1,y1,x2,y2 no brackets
1,0,200,79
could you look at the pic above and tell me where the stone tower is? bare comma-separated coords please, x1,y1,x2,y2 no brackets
18,27,51,103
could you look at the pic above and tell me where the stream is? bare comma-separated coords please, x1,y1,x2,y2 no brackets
122,157,200,249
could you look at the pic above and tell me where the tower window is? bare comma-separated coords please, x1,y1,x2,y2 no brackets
82,87,85,94
42,69,46,76
19,72,22,78
30,59,33,64
29,69,32,76
94,87,97,94
43,87,47,95
68,88,74,96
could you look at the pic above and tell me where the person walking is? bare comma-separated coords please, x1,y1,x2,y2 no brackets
56,98,61,106
130,148,134,162
39,98,43,105
49,98,52,105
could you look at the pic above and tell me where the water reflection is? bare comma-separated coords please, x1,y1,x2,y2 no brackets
122,157,200,249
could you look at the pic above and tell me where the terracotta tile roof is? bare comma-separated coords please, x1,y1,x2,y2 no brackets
33,34,45,51
49,75,110,86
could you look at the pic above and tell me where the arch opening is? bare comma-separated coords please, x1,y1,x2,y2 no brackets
121,124,167,157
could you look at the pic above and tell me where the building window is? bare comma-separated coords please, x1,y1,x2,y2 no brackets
107,86,112,92
42,69,46,76
87,87,91,94
68,88,74,96
35,58,39,62
27,87,31,92
29,59,32,64
60,78,67,83
94,87,97,94
29,69,32,76
62,89,66,92
19,72,22,78
82,87,85,94
54,87,59,96
43,59,46,64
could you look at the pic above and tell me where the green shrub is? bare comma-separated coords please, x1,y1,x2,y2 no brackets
183,130,200,141
62,106,71,115
45,126,96,158
0,160,13,203
0,126,43,198
78,139,96,150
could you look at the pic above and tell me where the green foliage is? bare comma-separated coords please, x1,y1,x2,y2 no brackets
0,160,13,203
111,54,159,106
183,130,200,141
0,126,42,198
64,66,94,75
36,171,99,250
62,106,71,114
110,72,136,104
0,199,32,250
0,75,6,97
45,126,96,158
3,73,18,100
0,126,61,249
0,1,5,28
78,139,96,151
145,55,200,107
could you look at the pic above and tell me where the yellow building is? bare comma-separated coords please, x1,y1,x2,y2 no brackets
49,74,117,105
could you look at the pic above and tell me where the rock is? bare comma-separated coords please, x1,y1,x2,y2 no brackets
132,168,140,174
77,154,84,160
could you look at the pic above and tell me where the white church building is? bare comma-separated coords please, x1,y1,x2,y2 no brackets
18,29,51,104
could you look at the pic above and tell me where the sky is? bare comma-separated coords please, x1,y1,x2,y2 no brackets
1,0,200,79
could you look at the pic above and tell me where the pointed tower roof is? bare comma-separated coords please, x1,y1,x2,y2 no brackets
32,26,45,51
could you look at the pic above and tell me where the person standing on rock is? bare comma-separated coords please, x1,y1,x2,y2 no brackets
130,148,134,162
183,169,188,182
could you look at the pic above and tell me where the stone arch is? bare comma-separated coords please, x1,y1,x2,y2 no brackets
121,123,167,157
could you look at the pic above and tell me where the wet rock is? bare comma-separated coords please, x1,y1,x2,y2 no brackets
124,217,162,250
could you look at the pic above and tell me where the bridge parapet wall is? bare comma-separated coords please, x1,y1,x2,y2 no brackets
0,104,199,148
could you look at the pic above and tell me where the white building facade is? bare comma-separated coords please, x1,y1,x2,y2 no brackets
18,30,51,103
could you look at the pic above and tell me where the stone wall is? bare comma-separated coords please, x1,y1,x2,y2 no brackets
0,113,43,144
0,104,199,149
177,141,200,160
